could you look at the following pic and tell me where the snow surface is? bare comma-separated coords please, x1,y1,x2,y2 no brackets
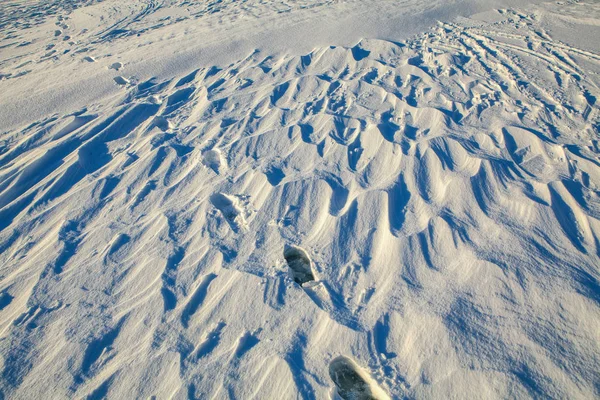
0,0,600,399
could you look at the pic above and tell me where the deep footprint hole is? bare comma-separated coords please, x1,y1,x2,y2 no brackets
283,245,316,286
329,356,389,400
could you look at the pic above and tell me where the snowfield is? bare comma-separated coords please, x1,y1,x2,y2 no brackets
0,0,599,399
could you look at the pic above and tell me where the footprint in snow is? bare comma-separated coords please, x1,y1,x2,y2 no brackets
283,248,359,329
210,193,248,232
109,62,123,71
283,245,316,285
202,148,227,173
329,356,390,400
114,76,130,86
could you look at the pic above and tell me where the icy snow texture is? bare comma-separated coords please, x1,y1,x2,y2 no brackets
0,0,600,399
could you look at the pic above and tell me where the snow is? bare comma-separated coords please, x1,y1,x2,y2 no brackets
0,0,599,399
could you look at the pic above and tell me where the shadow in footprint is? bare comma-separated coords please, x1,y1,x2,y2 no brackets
329,356,389,400
283,245,316,285
283,246,360,330
265,166,285,186
233,330,261,358
196,321,226,360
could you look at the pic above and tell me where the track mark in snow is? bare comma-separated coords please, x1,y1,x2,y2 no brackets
161,246,185,312
0,292,14,311
104,233,131,263
195,321,226,360
263,275,287,310
151,116,172,131
2,2,600,397
283,245,316,285
282,246,359,329
53,220,82,274
387,175,411,235
329,356,390,400
114,76,130,86
233,330,261,358
372,314,397,360
264,165,285,186
202,148,227,173
210,193,249,232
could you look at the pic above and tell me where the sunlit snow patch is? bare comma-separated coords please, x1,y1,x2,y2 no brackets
210,193,248,232
203,148,227,173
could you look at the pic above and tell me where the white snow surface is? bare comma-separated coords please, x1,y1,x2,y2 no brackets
0,0,600,399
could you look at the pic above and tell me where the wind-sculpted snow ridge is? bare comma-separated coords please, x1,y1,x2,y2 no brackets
1,3,600,399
